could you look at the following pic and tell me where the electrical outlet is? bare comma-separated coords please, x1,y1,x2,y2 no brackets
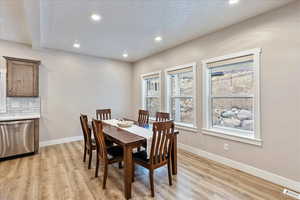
283,189,300,199
224,143,229,151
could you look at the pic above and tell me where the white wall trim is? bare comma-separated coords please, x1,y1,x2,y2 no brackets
40,136,83,147
178,143,300,193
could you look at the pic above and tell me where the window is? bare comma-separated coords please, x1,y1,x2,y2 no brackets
166,63,197,128
0,68,6,113
202,49,261,145
141,72,161,118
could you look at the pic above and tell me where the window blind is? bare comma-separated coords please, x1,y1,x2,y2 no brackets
142,73,160,80
167,66,193,75
207,55,253,68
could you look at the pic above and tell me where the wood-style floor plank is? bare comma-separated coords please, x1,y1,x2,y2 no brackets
0,141,295,200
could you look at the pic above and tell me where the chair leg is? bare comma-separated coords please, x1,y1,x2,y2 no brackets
83,146,87,162
95,157,99,177
149,169,154,197
118,162,123,169
88,150,93,169
167,159,172,186
103,163,108,189
132,163,135,182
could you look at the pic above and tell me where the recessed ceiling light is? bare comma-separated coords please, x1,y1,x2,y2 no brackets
154,36,162,42
73,42,80,48
91,14,101,21
123,53,128,58
229,0,239,5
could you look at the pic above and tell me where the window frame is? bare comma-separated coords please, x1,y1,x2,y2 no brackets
165,63,197,129
202,49,262,146
141,71,162,120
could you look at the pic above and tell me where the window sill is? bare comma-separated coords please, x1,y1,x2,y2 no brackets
149,119,198,132
174,122,198,133
202,128,262,146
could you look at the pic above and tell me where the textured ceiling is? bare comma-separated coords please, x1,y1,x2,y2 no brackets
0,0,295,62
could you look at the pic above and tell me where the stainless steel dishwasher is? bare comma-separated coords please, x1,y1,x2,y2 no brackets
0,120,35,158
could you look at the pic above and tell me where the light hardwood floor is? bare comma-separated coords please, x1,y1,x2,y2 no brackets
0,141,295,200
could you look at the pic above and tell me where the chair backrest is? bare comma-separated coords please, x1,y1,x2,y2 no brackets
80,114,93,145
96,109,111,120
149,121,174,165
155,112,170,122
91,119,108,161
138,109,149,127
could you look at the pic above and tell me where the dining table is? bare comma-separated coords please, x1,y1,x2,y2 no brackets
95,119,179,199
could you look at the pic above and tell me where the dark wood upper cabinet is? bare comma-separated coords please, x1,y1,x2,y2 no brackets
4,57,40,97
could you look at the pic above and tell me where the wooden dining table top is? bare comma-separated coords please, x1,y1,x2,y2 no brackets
102,122,146,146
91,119,179,145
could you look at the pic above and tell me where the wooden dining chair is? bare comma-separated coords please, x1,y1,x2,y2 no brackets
132,121,175,197
96,109,114,147
96,109,112,120
138,109,149,127
80,114,96,169
91,119,124,189
155,112,170,122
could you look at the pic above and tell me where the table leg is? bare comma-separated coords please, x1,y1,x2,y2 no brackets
124,145,133,199
171,134,177,175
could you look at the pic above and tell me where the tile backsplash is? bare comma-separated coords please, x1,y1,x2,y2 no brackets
0,69,41,118
0,69,5,113
0,97,41,118
6,97,40,114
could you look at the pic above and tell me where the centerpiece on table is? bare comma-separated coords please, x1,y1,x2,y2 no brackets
117,120,134,128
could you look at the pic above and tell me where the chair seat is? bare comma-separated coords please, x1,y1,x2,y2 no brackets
133,150,170,164
105,139,114,147
107,146,123,160
133,150,149,163
87,139,96,150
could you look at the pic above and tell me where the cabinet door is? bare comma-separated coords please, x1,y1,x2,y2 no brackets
7,60,39,97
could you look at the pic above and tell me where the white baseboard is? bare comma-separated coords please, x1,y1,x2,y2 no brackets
178,143,300,193
40,136,83,147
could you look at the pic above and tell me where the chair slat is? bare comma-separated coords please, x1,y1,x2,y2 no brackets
92,119,108,161
96,109,112,120
138,110,149,127
150,121,174,165
155,112,170,122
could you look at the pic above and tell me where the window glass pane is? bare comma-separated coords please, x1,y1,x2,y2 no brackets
212,98,253,131
146,97,160,118
171,97,193,124
170,71,193,96
146,77,159,97
211,61,254,97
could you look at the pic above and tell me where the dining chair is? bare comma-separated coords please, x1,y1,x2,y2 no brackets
96,108,114,147
80,114,96,169
132,121,175,197
155,112,170,122
138,109,149,127
96,109,112,120
91,119,124,189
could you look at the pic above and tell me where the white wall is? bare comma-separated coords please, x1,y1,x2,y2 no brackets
132,1,300,183
0,40,133,141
